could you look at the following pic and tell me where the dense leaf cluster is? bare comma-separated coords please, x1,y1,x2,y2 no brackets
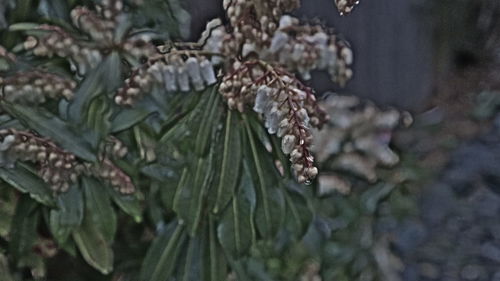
0,1,410,281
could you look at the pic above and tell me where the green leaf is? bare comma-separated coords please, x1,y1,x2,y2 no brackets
217,167,256,258
0,163,54,206
243,116,285,238
140,222,187,281
111,107,155,133
193,87,220,156
0,253,15,281
49,184,84,244
173,153,214,236
9,195,39,262
68,52,121,124
247,114,273,153
283,188,313,237
81,177,117,242
37,0,70,21
72,216,114,275
213,110,242,214
0,102,97,162
254,183,285,239
176,235,204,281
107,188,143,223
204,216,228,281
8,22,40,31
84,96,113,149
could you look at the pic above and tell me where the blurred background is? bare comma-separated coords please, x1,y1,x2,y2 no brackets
188,0,500,280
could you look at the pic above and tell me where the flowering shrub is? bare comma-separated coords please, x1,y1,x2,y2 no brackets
0,0,410,280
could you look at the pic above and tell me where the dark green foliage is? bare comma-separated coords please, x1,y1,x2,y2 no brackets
0,1,415,280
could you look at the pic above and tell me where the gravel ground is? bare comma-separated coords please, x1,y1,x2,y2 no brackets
395,117,500,281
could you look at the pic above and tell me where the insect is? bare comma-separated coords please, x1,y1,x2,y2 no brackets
335,0,360,15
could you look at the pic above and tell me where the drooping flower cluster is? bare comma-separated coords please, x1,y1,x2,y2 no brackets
0,129,134,194
203,2,353,85
71,6,117,44
0,70,76,104
23,0,156,75
220,60,327,183
111,0,353,183
335,0,361,15
264,15,353,84
312,94,412,195
23,26,103,75
115,52,218,105
200,0,355,182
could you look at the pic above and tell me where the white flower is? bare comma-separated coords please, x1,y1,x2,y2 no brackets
277,119,290,137
163,65,177,92
242,42,256,57
281,134,296,154
269,31,289,53
186,57,204,91
176,66,190,92
291,43,305,62
341,47,353,65
0,135,15,151
253,85,271,113
148,63,164,83
200,59,217,85
264,104,281,134
279,15,294,28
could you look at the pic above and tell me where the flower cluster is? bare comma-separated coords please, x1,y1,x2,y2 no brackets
71,6,117,44
70,0,157,59
89,158,135,194
312,94,412,195
200,0,355,182
0,70,76,104
264,15,353,84
23,0,156,75
115,52,218,105
0,129,134,194
220,60,327,183
101,136,128,159
335,0,361,15
204,3,353,85
23,26,103,75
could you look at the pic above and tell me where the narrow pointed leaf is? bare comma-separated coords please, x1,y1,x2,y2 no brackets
283,188,313,237
173,153,214,236
9,195,39,262
1,102,96,162
81,177,117,242
140,222,187,281
68,52,121,124
111,107,155,133
217,167,256,258
243,116,285,238
72,216,114,275
0,164,54,206
204,216,228,281
107,188,143,223
194,87,220,156
176,236,204,281
84,97,113,149
213,110,242,214
49,184,83,244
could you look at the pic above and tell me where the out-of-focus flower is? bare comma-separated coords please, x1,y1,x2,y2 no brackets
313,94,412,195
